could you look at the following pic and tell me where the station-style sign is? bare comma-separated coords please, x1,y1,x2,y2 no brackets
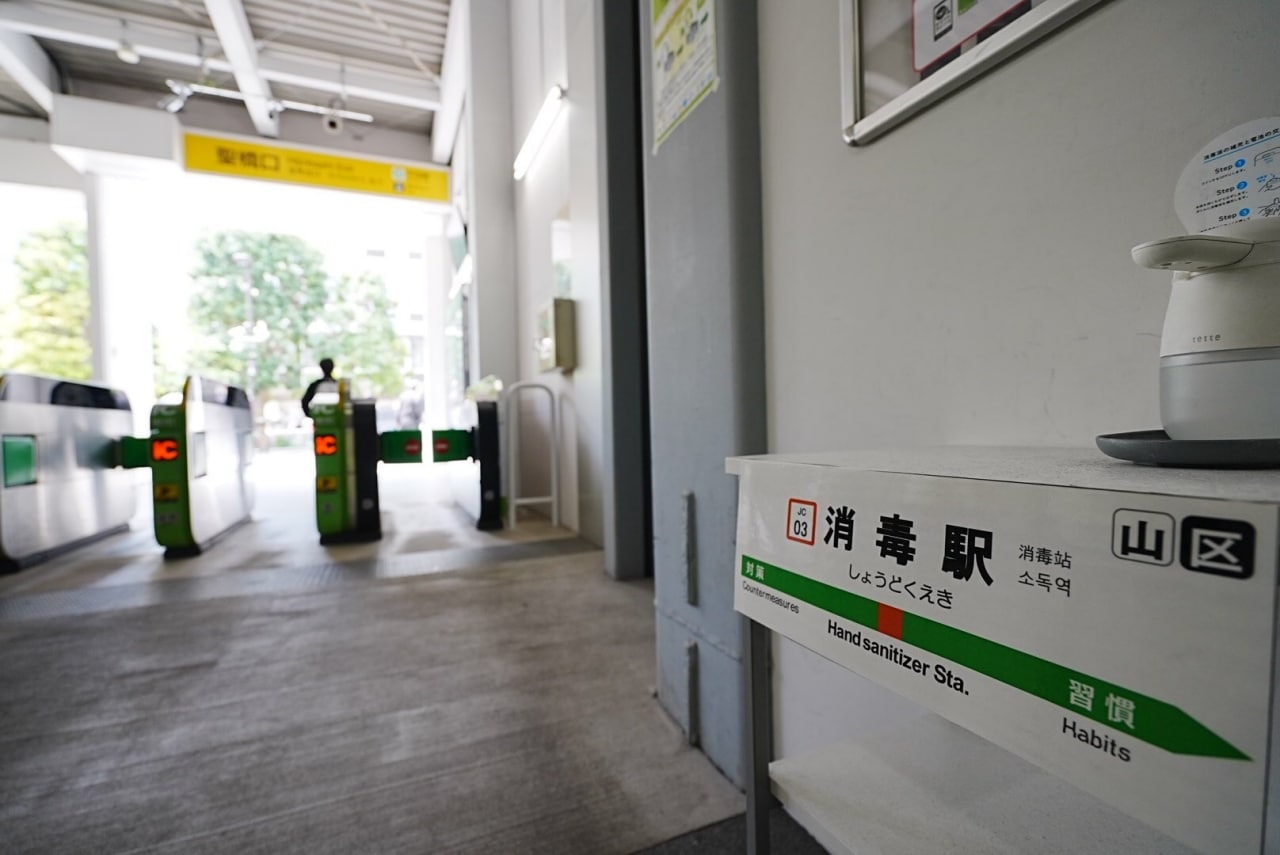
731,450,1280,854
183,132,450,202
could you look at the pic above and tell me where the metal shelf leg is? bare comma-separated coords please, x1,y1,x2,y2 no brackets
746,617,772,855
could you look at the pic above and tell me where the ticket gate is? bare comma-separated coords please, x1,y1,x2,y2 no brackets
312,379,422,544
431,399,502,531
0,373,136,571
121,376,254,558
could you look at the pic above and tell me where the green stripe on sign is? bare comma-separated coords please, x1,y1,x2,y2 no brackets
742,555,1247,760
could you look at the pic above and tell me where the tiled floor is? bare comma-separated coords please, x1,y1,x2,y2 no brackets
0,451,743,853
0,448,573,596
0,553,743,854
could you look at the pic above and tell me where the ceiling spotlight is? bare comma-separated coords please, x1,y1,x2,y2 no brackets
117,40,141,64
195,35,213,84
159,79,192,113
116,21,141,64
159,93,188,113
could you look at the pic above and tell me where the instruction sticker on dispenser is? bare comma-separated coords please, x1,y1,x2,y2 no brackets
1175,117,1280,234
733,461,1277,855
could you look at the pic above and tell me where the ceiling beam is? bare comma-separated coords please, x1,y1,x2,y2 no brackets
257,49,441,111
0,114,51,141
0,28,57,114
431,0,467,163
201,0,277,137
0,2,440,112
0,3,217,68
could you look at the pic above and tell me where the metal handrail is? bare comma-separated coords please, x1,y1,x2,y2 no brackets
501,381,560,530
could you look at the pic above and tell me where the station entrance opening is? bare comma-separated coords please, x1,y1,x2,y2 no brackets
1,159,547,580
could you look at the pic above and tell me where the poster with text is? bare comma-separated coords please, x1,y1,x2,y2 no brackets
651,0,718,150
860,0,1052,116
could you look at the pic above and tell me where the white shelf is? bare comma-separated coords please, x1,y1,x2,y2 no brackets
728,446,1280,502
771,714,1196,855
732,445,1280,853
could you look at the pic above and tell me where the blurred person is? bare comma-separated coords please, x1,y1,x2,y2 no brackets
397,380,425,430
301,358,338,419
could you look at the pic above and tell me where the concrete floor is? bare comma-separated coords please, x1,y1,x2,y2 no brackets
0,453,744,853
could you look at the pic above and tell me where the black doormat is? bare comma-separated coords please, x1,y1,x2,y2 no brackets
634,806,826,854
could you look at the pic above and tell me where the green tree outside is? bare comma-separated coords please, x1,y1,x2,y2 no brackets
152,324,187,398
319,272,407,398
185,230,406,401
0,221,92,379
188,231,330,399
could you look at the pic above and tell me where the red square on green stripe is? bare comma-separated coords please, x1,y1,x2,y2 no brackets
878,603,904,640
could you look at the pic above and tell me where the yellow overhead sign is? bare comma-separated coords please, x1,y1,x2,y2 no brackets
183,132,449,202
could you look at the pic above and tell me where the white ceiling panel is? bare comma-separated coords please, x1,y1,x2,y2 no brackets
244,0,447,77
48,0,212,29
48,39,236,94
0,0,450,138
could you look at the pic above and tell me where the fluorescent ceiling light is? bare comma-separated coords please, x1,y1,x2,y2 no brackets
513,86,565,181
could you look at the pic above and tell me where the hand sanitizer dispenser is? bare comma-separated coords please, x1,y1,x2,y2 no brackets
1100,118,1280,464
1132,221,1280,440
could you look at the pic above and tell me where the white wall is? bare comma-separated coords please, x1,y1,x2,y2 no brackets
758,0,1280,842
564,0,605,545
507,0,605,544
422,230,454,431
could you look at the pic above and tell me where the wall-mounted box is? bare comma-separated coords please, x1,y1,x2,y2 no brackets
731,447,1280,854
536,298,576,373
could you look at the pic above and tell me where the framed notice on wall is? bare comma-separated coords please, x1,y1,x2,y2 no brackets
840,0,1109,145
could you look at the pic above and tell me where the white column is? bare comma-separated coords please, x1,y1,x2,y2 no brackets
85,172,159,434
85,171,110,385
422,229,452,430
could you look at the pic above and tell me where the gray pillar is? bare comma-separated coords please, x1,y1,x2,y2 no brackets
596,0,652,580
639,0,767,785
